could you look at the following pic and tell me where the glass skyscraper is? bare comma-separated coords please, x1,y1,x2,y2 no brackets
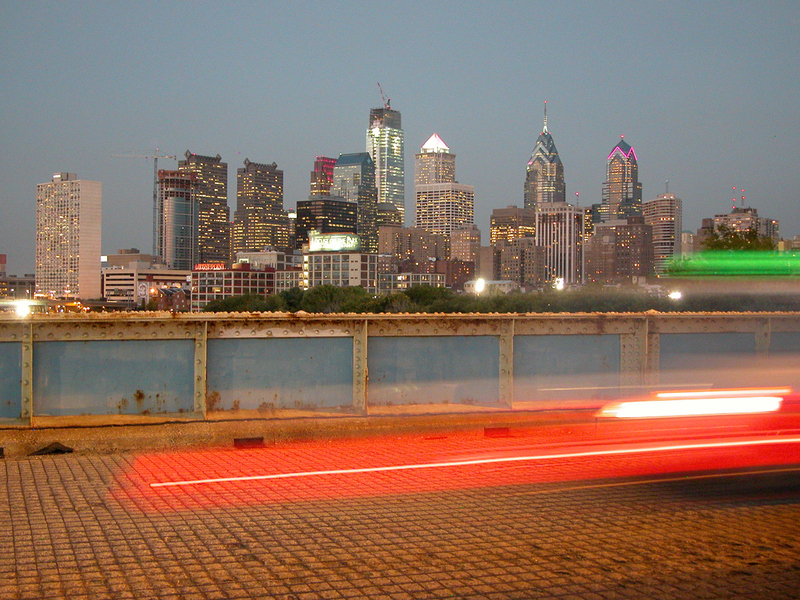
157,170,197,271
601,137,642,221
331,153,378,253
366,105,405,224
524,103,565,209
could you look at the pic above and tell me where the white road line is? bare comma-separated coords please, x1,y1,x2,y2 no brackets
149,436,800,488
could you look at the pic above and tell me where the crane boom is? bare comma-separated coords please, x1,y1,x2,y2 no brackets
376,82,390,110
112,149,177,257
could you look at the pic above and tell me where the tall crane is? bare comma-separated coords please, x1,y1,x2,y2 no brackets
112,149,177,257
377,82,391,110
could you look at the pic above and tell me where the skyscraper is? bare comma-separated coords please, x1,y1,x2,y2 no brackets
310,156,336,196
157,170,197,270
36,173,102,299
331,153,378,253
177,151,229,263
535,202,584,284
366,103,405,223
643,192,682,275
601,137,642,221
490,206,537,246
295,196,358,248
232,159,289,254
524,102,565,209
414,134,474,236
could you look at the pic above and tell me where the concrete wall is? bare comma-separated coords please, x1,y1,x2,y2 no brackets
2,312,800,427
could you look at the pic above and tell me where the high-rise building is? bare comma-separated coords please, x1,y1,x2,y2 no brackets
643,193,682,275
450,225,481,265
524,102,565,209
535,202,584,284
601,137,642,221
295,195,358,248
231,159,289,254
331,153,378,253
498,237,546,289
157,170,197,271
310,156,336,196
414,134,474,236
366,104,405,223
177,151,229,263
585,217,654,284
712,206,780,244
36,173,102,299
490,205,537,246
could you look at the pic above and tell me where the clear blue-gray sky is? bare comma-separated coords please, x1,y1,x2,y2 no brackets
1,1,798,275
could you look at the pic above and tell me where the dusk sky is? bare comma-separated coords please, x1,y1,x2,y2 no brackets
2,1,798,275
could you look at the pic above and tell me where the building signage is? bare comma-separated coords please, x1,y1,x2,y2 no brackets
193,263,227,271
308,232,361,253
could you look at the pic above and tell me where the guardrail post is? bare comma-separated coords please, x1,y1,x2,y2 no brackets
194,321,207,418
353,319,368,414
499,319,514,408
20,323,32,423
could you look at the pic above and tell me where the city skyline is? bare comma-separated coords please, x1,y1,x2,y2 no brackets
2,2,799,274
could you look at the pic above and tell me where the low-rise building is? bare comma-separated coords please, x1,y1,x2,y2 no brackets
378,272,445,294
191,263,275,311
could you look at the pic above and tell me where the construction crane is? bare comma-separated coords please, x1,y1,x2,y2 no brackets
112,149,177,257
377,82,391,110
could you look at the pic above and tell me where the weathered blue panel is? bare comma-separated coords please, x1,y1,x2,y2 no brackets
33,340,194,416
206,337,353,411
659,332,758,389
514,335,621,402
769,332,800,353
368,336,500,406
0,343,22,419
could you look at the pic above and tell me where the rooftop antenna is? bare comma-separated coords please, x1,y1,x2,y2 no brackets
665,180,669,195
542,100,548,133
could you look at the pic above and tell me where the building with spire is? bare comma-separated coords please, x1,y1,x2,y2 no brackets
366,101,405,223
414,134,474,236
600,137,642,222
524,102,565,209
177,151,229,263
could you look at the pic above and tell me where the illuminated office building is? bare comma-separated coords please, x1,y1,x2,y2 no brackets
157,170,197,271
601,137,642,221
524,102,565,209
36,172,102,299
366,104,405,223
490,205,537,246
331,153,378,253
295,195,358,248
232,159,289,254
310,156,336,196
414,134,474,236
643,193,682,275
177,151,229,263
535,202,584,284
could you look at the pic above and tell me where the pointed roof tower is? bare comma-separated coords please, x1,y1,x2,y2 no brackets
524,101,566,207
421,133,450,153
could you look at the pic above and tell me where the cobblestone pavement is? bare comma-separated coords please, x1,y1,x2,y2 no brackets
2,434,800,599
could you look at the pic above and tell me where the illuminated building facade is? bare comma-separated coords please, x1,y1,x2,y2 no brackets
232,159,290,254
303,252,378,294
310,156,336,196
177,151,230,263
643,193,682,274
712,206,780,244
296,195,358,248
36,173,102,299
524,103,565,209
535,202,583,284
366,106,405,222
331,153,378,253
157,170,197,271
450,225,481,265
497,237,546,289
414,134,474,236
490,205,537,246
585,217,654,284
601,137,642,221
191,263,275,311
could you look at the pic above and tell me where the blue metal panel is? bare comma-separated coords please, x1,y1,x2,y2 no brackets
33,340,194,416
514,335,621,402
0,342,22,419
659,332,757,389
368,336,500,406
769,332,800,353
206,337,353,411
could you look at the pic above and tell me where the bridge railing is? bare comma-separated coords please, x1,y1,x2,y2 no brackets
2,312,800,426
